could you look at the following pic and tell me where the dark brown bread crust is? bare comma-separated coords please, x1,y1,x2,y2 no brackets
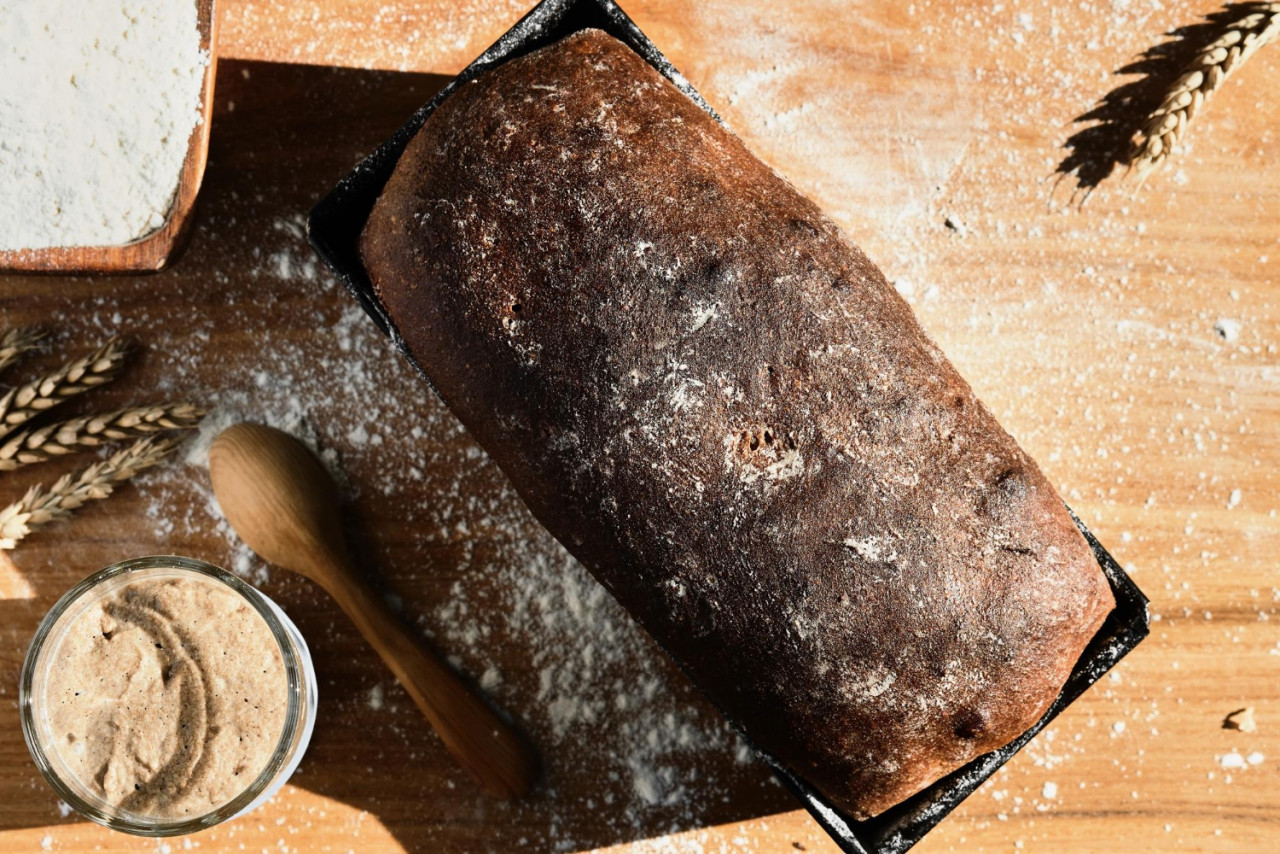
360,29,1115,820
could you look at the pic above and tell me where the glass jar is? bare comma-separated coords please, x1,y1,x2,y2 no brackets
20,556,318,836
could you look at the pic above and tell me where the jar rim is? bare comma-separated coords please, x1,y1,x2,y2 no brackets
19,555,307,836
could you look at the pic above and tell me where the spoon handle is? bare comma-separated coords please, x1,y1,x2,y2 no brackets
316,551,538,799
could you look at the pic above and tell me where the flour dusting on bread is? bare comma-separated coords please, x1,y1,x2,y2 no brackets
360,29,1115,820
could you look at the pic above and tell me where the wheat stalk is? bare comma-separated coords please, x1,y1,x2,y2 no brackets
0,402,204,471
0,435,180,549
0,336,129,439
1129,3,1280,180
0,327,45,374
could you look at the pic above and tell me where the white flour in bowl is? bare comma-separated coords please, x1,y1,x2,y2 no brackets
0,0,208,251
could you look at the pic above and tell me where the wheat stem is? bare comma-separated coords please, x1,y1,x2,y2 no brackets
0,435,180,549
0,327,45,374
0,336,129,440
0,402,204,471
1129,3,1280,181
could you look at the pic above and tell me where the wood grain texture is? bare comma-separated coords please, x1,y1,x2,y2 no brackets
1,0,1277,851
0,0,219,275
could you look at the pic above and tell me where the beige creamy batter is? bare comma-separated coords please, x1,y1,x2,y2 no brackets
41,575,287,819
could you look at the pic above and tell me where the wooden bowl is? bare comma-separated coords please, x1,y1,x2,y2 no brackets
0,0,218,275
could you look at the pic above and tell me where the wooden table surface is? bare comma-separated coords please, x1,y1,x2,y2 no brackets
2,0,1278,851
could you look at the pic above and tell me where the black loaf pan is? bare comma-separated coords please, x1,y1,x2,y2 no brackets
307,1,1151,851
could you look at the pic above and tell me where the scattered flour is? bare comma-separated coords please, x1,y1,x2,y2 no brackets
1219,751,1246,770
1214,318,1242,343
479,667,502,691
38,208,775,850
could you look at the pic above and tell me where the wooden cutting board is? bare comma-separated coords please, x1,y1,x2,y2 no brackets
0,1,1276,851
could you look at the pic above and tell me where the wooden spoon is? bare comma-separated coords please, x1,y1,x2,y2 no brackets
208,421,537,799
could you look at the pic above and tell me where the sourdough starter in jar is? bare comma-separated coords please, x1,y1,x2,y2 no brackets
21,557,316,835
41,574,287,817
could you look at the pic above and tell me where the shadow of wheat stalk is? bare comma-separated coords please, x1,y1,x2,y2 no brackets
1056,2,1279,199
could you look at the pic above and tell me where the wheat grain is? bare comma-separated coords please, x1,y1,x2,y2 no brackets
0,435,180,549
0,336,129,439
0,327,45,374
1129,3,1280,180
0,326,45,374
0,402,204,471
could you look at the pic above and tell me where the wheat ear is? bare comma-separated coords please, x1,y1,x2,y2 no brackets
0,327,45,374
0,337,129,439
0,435,180,549
0,402,204,472
1129,3,1280,180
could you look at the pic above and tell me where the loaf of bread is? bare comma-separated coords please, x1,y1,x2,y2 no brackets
361,29,1115,820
